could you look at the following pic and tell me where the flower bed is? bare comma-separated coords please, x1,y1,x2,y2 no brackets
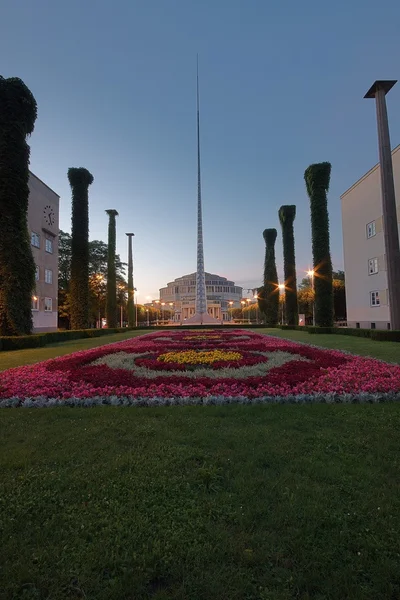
1,329,400,407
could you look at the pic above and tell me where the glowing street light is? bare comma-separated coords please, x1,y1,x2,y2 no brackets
278,284,285,324
246,298,252,324
228,300,233,322
307,270,315,326
241,300,246,323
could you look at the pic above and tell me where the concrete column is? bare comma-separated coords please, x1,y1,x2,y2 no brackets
126,233,135,327
365,81,400,330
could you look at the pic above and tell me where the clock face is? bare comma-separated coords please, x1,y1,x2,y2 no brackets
43,205,55,227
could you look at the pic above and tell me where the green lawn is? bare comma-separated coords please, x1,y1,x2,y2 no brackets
0,330,149,371
258,328,400,364
1,404,399,599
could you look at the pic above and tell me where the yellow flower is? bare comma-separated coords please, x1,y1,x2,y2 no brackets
184,335,221,340
157,350,242,365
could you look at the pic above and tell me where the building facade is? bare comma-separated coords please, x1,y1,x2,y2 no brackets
28,172,60,332
341,144,400,329
159,273,243,322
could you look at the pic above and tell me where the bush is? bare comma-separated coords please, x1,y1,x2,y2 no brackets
332,328,371,338
307,326,334,334
280,325,297,330
370,330,400,342
0,327,136,352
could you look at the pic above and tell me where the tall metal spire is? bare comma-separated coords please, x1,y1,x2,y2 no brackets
195,55,208,320
185,56,219,325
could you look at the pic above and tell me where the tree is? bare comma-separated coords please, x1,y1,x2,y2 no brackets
105,209,118,328
0,76,37,335
304,162,334,327
261,229,279,326
58,231,126,328
278,205,298,325
68,167,94,330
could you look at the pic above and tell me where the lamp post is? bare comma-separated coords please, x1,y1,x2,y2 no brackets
228,300,233,322
241,300,246,323
278,283,285,325
125,233,135,327
154,300,160,325
364,80,400,330
96,274,104,328
307,270,315,326
161,302,165,324
246,298,251,324
146,309,149,327
169,302,174,322
133,288,138,327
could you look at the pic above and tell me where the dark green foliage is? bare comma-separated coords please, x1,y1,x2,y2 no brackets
307,326,334,334
370,329,400,342
278,205,298,326
105,210,118,328
0,327,134,351
261,229,279,326
304,162,334,327
0,76,37,335
68,168,94,330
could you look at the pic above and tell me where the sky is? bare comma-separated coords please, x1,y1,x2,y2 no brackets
1,0,400,302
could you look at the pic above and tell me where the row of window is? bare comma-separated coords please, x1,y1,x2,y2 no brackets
31,297,52,311
31,232,54,253
35,265,53,284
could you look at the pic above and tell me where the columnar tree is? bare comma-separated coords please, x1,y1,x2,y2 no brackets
278,205,298,326
261,228,279,326
105,209,118,328
68,167,94,330
0,77,37,335
304,162,334,327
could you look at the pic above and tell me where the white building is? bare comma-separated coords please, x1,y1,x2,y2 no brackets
159,273,243,322
28,172,60,332
341,144,400,329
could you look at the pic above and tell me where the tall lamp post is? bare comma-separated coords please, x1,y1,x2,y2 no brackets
246,298,251,324
125,233,135,327
146,309,149,327
364,80,400,330
278,283,285,325
241,300,246,323
133,287,138,327
228,300,233,322
307,270,315,326
169,302,174,322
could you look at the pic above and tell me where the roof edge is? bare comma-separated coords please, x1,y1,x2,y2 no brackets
341,144,400,199
29,170,60,198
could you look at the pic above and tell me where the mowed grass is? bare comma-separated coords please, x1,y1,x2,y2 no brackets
1,404,400,600
258,328,400,364
0,330,149,372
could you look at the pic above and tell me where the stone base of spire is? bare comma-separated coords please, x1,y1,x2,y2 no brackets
184,312,221,325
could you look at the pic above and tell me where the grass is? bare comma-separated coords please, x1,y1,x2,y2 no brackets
0,330,148,372
1,404,400,599
258,328,400,364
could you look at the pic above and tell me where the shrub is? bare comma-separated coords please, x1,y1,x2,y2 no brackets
307,326,334,334
370,330,400,342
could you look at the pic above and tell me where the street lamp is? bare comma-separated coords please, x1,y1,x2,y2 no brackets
246,298,252,323
146,308,149,327
96,274,104,328
364,80,400,330
169,302,174,322
228,300,233,322
161,302,165,323
278,283,285,325
241,300,246,323
254,294,259,324
154,300,160,325
133,288,138,327
307,270,315,326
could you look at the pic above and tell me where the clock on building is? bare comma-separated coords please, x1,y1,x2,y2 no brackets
43,205,55,227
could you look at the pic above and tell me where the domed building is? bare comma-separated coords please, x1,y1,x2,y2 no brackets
159,273,243,322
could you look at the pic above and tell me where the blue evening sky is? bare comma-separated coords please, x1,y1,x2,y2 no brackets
1,0,399,301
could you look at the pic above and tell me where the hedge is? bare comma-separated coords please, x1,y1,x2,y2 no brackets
0,327,135,352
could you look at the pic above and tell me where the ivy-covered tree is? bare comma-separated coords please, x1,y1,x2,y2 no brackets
304,162,334,327
261,229,279,326
278,205,298,326
0,77,37,335
68,167,94,330
105,209,118,328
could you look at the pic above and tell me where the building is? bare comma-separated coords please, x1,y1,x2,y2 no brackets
159,273,243,322
28,172,60,332
341,144,400,329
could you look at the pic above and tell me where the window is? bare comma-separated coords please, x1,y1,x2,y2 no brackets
370,291,380,307
45,238,53,253
45,269,53,284
31,296,39,311
371,322,376,329
368,258,378,275
31,232,40,248
44,297,52,312
356,323,360,329
35,265,39,281
366,221,376,238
